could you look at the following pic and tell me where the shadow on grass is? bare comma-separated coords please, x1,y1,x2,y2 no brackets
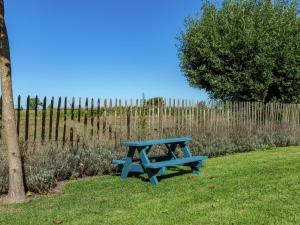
113,167,192,183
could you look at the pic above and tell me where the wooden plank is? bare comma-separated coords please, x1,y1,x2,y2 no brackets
62,97,67,145
143,99,147,137
34,96,38,140
109,99,112,139
103,99,107,135
97,98,100,134
163,98,167,133
134,99,138,133
114,99,118,144
189,100,192,131
167,98,171,131
70,97,75,145
76,97,82,143
49,97,54,140
25,95,30,142
158,98,161,131
139,99,143,131
130,99,133,139
78,97,81,123
113,99,117,133
151,98,155,136
122,137,193,146
41,96,47,144
254,102,257,129
17,95,21,136
119,99,122,138
177,99,180,132
181,100,185,130
227,101,230,131
84,98,88,127
173,99,176,129
185,100,188,131
127,100,131,140
90,98,94,137
55,97,61,142
0,96,1,136
84,97,88,138
144,156,208,169
147,98,151,137
196,101,199,132
248,101,252,131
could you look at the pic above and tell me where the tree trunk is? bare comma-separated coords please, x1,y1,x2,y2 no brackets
0,0,25,203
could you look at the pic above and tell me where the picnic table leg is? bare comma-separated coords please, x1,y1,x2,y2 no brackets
157,167,166,176
179,143,200,175
139,146,159,185
146,169,159,185
190,162,200,175
165,143,177,160
121,146,136,179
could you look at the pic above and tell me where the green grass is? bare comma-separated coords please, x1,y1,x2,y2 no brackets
1,147,300,225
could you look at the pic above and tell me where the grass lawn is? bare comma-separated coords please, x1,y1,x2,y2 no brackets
1,147,300,225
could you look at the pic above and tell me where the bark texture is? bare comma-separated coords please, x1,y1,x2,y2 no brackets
0,0,25,203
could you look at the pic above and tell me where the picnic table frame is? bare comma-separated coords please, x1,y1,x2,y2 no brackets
113,137,208,185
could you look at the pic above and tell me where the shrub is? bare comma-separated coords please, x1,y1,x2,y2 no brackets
0,128,299,194
0,142,119,194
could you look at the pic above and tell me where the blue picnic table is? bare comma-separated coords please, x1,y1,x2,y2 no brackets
113,137,208,185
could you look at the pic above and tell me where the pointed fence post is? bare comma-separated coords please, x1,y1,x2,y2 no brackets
55,97,61,143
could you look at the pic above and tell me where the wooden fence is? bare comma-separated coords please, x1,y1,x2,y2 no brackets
0,96,300,146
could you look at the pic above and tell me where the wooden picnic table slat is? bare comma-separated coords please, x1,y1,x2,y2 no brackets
143,156,208,169
121,137,192,147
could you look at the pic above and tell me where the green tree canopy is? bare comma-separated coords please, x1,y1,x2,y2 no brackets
145,97,165,107
29,97,43,109
178,0,300,103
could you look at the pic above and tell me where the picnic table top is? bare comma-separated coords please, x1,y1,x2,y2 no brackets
122,137,192,147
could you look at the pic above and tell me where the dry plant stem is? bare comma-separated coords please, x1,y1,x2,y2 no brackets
0,0,25,203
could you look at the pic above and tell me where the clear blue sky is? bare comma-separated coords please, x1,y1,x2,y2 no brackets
5,0,208,101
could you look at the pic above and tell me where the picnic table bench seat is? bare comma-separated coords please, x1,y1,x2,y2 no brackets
143,156,208,169
113,154,173,165
113,155,207,168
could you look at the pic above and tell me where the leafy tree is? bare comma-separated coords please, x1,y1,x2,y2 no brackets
178,0,300,103
146,97,165,107
196,101,207,109
0,0,26,203
29,97,43,109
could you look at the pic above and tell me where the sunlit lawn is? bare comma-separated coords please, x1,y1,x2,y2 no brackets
1,146,300,225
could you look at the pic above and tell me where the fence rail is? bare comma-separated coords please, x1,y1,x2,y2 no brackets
0,96,300,146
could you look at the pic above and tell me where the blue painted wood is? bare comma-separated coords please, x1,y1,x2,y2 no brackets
113,160,145,173
165,143,178,160
130,163,145,173
179,143,193,158
189,161,201,175
146,168,159,185
121,147,136,179
196,160,205,168
149,174,159,185
113,155,171,165
157,167,166,176
139,146,151,164
122,137,192,147
112,159,125,165
143,156,208,169
192,169,200,175
114,137,208,185
138,146,159,185
178,143,204,175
